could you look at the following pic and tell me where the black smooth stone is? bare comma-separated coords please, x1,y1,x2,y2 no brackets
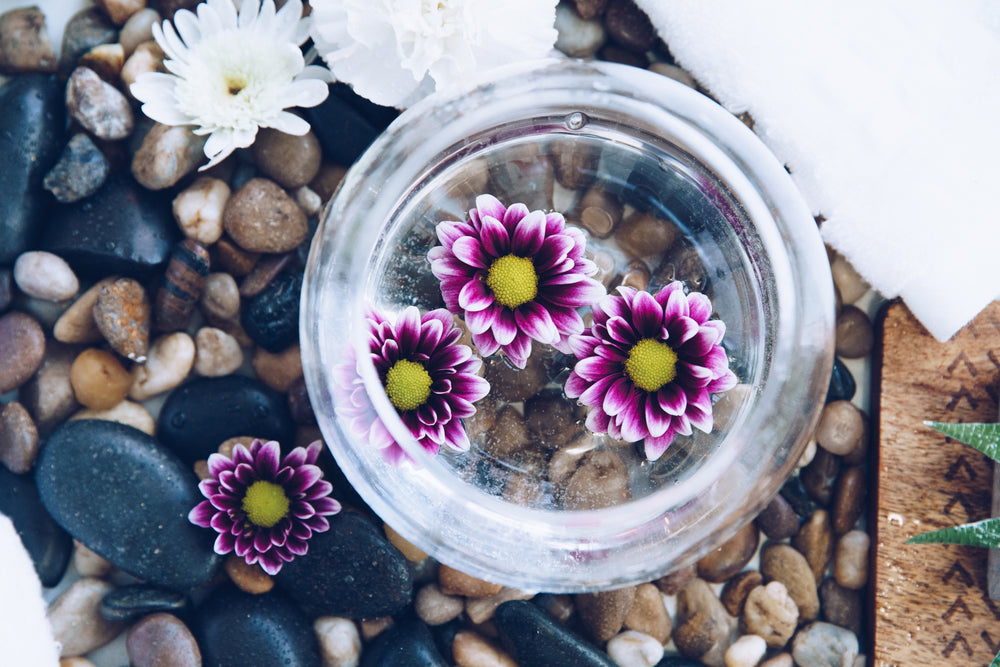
361,618,447,667
41,170,179,280
494,600,615,667
0,74,66,264
303,88,383,165
430,617,464,661
100,584,191,622
779,474,818,519
0,467,72,587
0,268,12,313
60,8,117,71
827,357,857,403
36,420,222,591
275,511,413,619
194,585,321,667
43,133,110,203
241,270,302,353
157,374,294,463
656,657,709,667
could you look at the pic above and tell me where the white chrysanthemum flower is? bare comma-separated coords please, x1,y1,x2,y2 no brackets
131,0,330,169
309,0,558,108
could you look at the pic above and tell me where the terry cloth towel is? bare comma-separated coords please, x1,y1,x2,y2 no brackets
637,0,1000,341
0,514,60,665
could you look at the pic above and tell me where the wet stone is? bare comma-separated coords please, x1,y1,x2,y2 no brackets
78,43,125,82
223,178,309,254
53,277,115,344
241,270,302,352
604,0,656,53
224,553,275,594
827,357,856,403
416,583,465,626
792,509,834,583
95,0,145,25
36,419,222,590
0,7,57,74
696,520,759,583
66,66,134,140
760,544,819,622
193,326,243,377
14,251,79,302
20,341,80,435
597,44,648,68
43,133,109,203
494,600,615,667
74,540,113,578
48,577,127,657
489,147,554,212
720,570,763,617
0,74,66,264
101,585,190,622
240,252,295,298
0,269,11,313
819,578,862,636
287,376,316,425
0,311,45,393
831,466,866,535
835,306,873,359
132,123,207,190
212,236,260,277
573,0,608,20
157,374,294,463
675,578,736,664
155,239,210,332
69,348,132,410
483,353,550,403
554,3,607,58
757,493,800,540
195,585,322,667
361,617,447,667
575,585,637,644
121,40,164,93
275,511,413,619
60,8,117,71
815,401,864,456
829,252,869,304
790,622,859,667
253,128,323,189
439,564,503,599
0,466,72,587
129,331,194,401
833,529,870,589
126,613,201,667
656,564,697,596
563,448,630,510
616,212,679,260
801,448,840,507
0,402,39,473
200,272,240,321
94,277,151,362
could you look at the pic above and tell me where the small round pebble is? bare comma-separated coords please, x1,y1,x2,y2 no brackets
741,582,798,649
563,448,629,510
119,8,159,56
121,40,164,93
252,128,323,189
622,582,671,643
314,617,361,667
760,544,819,622
0,311,46,394
66,66,134,140
603,0,656,52
295,185,323,216
554,2,607,58
815,400,865,455
833,529,870,590
200,271,241,321
252,343,303,392
54,277,117,344
70,400,156,436
223,177,309,253
0,6,57,73
13,251,79,302
831,466,867,534
439,564,503,599
73,540,114,578
452,630,518,667
48,577,126,657
173,176,230,245
224,554,274,594
696,520,759,583
43,133,110,203
835,306,874,359
819,578,862,636
60,658,97,667
129,332,195,401
20,341,78,435
720,570,763,618
415,583,465,626
757,493,800,540
606,630,664,667
656,565,696,595
132,123,206,190
70,348,133,410
724,634,767,667
791,621,859,667
649,62,698,88
760,653,793,667
792,509,834,582
78,43,124,82
0,402,39,473
93,277,151,362
830,252,869,304
126,613,201,667
193,326,243,377
801,448,840,506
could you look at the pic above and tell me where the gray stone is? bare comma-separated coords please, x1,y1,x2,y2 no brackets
0,311,45,394
555,2,606,58
66,66,134,140
43,133,109,203
0,6,58,74
132,123,207,190
790,622,859,667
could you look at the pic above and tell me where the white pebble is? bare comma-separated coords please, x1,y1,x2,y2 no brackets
194,327,243,377
415,582,464,626
606,630,664,667
452,630,518,667
130,332,195,401
314,617,360,667
72,540,114,578
13,251,79,302
295,185,323,217
830,251,869,304
70,400,155,436
725,634,767,667
173,176,230,245
834,530,870,590
796,438,817,469
200,272,241,321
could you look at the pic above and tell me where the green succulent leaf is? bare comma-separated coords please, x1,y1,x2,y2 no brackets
926,421,1000,463
906,517,1000,548
993,648,1000,667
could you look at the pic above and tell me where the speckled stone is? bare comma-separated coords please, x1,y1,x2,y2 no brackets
756,493,800,540
173,176,229,245
224,554,275,595
760,544,819,622
494,600,615,667
241,270,302,352
155,239,210,332
102,585,191,622
43,133,110,203
20,341,80,435
200,272,240,321
132,123,207,190
93,277,151,362
0,402,39,473
0,311,45,393
696,520,759,583
193,326,243,377
622,583,671,644
360,617,447,667
78,43,125,82
252,129,322,189
603,0,656,53
0,7,58,74
126,612,201,667
60,8,117,70
792,509,835,583
223,178,309,254
830,466,866,535
65,66,134,140
48,577,127,657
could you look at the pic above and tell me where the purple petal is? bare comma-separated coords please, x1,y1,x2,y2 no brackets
679,328,716,358
466,303,499,335
701,320,726,346
579,373,618,407
666,316,699,346
286,465,323,496
708,370,738,394
533,234,574,272
515,302,558,344
502,202,529,228
575,355,620,382
606,316,636,346
234,533,253,557
564,372,589,399
492,308,518,345
254,530,273,553
502,333,531,369
459,279,495,312
687,404,713,433
544,211,566,235
436,220,474,247
687,291,713,324
431,256,474,279
663,286,690,322
258,553,283,575
547,305,584,337
472,331,501,357
232,443,254,466
543,275,606,307
444,419,471,451
312,497,342,515
653,281,683,308
475,194,506,222
480,216,510,257
285,536,310,556
618,396,647,442
567,331,599,358
644,430,676,461
207,452,234,478
427,343,471,372
644,398,670,438
302,479,334,501
631,290,664,338
188,501,215,527
603,376,634,417
657,383,687,416
700,346,729,376
511,210,546,256
281,447,308,470
678,361,713,388
585,406,611,434
452,237,488,268
214,532,236,554
254,441,281,479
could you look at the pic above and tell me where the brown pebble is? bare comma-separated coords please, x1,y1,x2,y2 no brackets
576,188,622,238
0,311,45,393
131,123,206,190
309,163,348,203
252,128,322,189
224,554,274,594
193,327,243,377
70,399,155,435
656,564,696,595
792,509,834,582
673,611,718,659
801,447,840,506
481,405,531,458
757,493,800,540
452,630,517,667
841,412,869,466
604,0,656,52
20,341,80,435
69,348,133,410
193,460,209,479
48,577,127,657
819,578,862,635
696,520,759,583
619,261,650,291
200,272,241,321
835,306,873,359
383,523,428,562
54,277,118,344
597,44,648,68
439,565,503,599
575,586,637,644
119,8,159,56
223,178,309,253
0,6,57,74
359,616,394,641
552,140,600,191
523,390,584,449
66,66,134,140
655,240,709,292
465,588,534,624
212,237,260,277
155,239,210,332
126,613,201,667
95,0,146,25
815,401,864,456
93,278,151,362
760,544,819,622
833,530,869,590
741,581,798,649
616,211,679,259
287,376,315,425
573,0,607,20
482,353,548,403
831,466,866,535
415,582,464,626
218,436,257,458
73,540,114,578
78,43,124,81
720,570,763,617
562,448,630,510
622,583,671,643
0,402,39,473
239,252,295,298
120,40,164,95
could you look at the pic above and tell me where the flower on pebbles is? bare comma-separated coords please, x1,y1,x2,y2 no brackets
335,306,491,466
565,283,738,461
131,0,330,169
429,194,605,369
189,439,341,575
309,0,558,107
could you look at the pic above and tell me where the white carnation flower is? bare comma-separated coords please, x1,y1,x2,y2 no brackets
131,0,330,169
309,0,558,108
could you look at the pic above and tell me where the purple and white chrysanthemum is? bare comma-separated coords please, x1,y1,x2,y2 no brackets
565,282,738,461
335,306,491,466
188,439,341,575
428,194,605,369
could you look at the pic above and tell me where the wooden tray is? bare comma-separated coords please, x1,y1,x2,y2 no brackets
872,299,1000,666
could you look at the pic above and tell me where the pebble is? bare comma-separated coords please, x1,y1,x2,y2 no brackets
616,212,679,259
78,43,125,82
60,658,97,667
73,540,114,578
50,276,109,340
120,8,159,56
493,600,615,667
831,466,866,534
0,7,57,73
173,176,230,245
240,252,295,297
48,577,126,657
465,588,535,625
723,634,767,667
359,616,394,642
193,326,243,377
129,331,194,400
36,419,222,590
157,374,294,462
43,133,110,203
126,613,201,667
156,239,210,331
826,357,856,402
672,611,719,662
60,7,116,68
0,466,73,586
295,185,323,216
759,655,793,667
200,272,241,321
603,0,656,52
829,252,869,304
453,630,518,667
524,390,585,449
756,493,800,540
792,509,834,582
212,236,259,276
696,520,759,583
657,660,709,667
65,66,133,140
0,311,45,393
43,171,179,280
304,86,385,166
656,565,697,595
13,251,78,302
252,129,323,189
224,553,275,594
815,401,864,456
241,270,303,352
563,449,630,510
223,177,309,253
573,0,607,20
801,448,840,506
0,269,11,313
20,341,80,435
819,578,863,636
720,570,763,617
360,617,447,667
310,163,349,202
120,40,164,92
416,583,466,626
555,2,607,58
195,585,323,667
622,583,671,643
0,74,66,264
132,123,207,190
841,415,869,466
790,622,859,667
101,585,190,622
740,582,798,649
93,277,151,361
598,44,648,68
0,401,39,473
69,348,132,410
606,630,663,667
575,586,637,644
649,63,699,89
94,0,145,25
675,578,736,664
275,511,413,619
383,523,428,562
760,544,819,622
315,617,361,667
833,530,870,590
439,565,504,599
835,306,873,359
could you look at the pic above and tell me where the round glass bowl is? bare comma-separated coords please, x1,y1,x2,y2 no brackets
301,59,834,592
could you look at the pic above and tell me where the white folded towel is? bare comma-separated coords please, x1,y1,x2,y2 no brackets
0,515,60,666
638,0,1000,340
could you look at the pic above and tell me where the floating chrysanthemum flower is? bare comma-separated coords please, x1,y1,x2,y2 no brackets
131,0,330,169
335,306,491,466
428,195,605,369
188,439,341,575
565,283,738,461
309,0,558,108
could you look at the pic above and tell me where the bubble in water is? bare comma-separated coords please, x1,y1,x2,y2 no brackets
565,112,587,130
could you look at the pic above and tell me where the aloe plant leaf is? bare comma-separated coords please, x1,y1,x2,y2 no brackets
993,648,1000,667
926,421,1000,463
906,517,1000,548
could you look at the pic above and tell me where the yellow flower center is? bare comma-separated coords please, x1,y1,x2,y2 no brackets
625,338,678,392
241,480,289,528
486,255,538,309
385,359,433,412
